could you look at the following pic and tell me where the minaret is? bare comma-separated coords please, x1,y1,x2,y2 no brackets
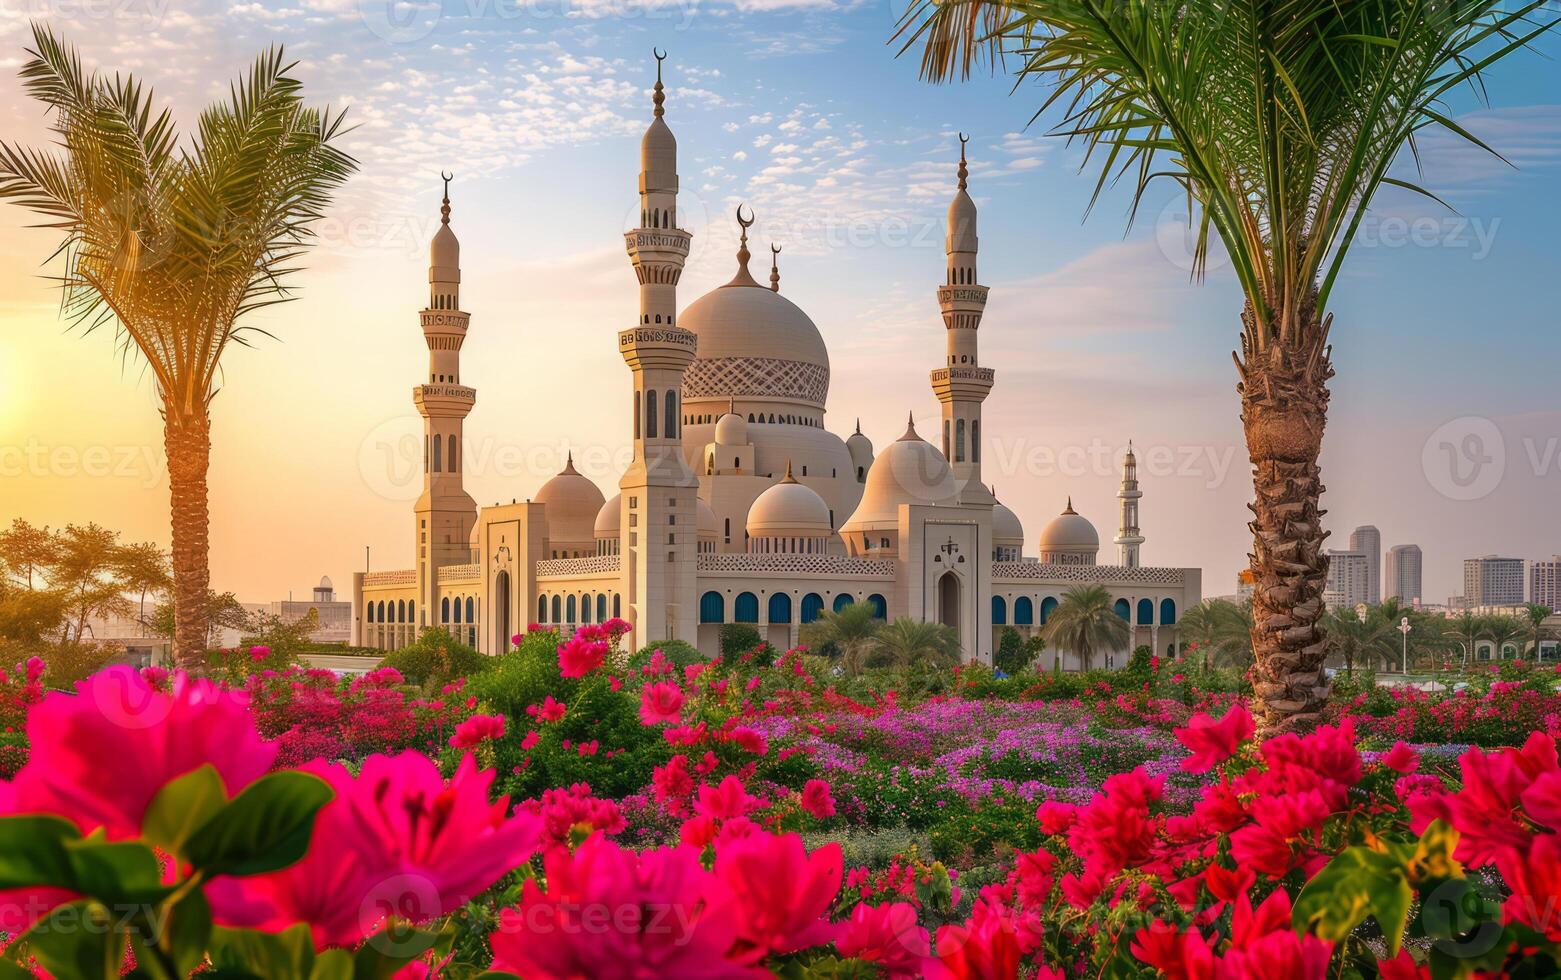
1115,441,1145,567
413,174,478,630
769,243,782,292
931,134,995,508
618,50,699,650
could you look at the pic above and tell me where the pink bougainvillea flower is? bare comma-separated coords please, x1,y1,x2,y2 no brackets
799,779,836,819
640,682,686,725
653,755,695,816
3,666,276,840
924,912,1023,980
1035,800,1078,835
449,714,505,749
489,834,759,979
208,751,540,949
1129,920,1217,980
557,637,608,678
1173,703,1254,773
727,726,768,755
695,776,760,821
519,729,540,751
715,831,842,958
836,901,931,979
1381,741,1421,775
249,645,271,662
517,782,626,849
601,617,632,638
526,695,567,722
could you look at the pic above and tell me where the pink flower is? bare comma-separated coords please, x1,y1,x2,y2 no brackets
449,713,505,749
727,726,768,755
558,637,608,678
800,779,836,819
520,729,540,751
3,667,275,840
527,695,567,722
602,617,632,638
489,835,755,979
640,682,686,725
1382,741,1421,774
518,783,626,848
1174,703,1254,773
209,752,540,949
715,831,842,958
837,901,931,979
696,776,759,821
925,912,1023,980
249,645,271,662
653,756,695,816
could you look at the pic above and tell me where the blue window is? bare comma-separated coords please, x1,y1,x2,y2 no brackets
1137,598,1154,624
1114,598,1130,621
538,596,548,623
867,594,887,619
1160,598,1177,626
1039,596,1058,625
992,596,1007,626
441,597,450,624
581,593,593,623
613,594,621,618
700,591,725,624
366,603,376,623
551,596,561,623
735,592,759,623
768,592,793,623
833,593,854,613
566,595,577,623
453,598,462,624
596,594,607,622
466,597,475,623
801,593,825,624
1014,596,1034,626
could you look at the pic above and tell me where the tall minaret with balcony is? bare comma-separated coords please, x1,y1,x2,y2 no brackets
618,51,699,649
932,135,996,507
1115,441,1145,567
413,176,478,629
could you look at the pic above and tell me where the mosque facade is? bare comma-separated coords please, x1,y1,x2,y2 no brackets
352,60,1202,666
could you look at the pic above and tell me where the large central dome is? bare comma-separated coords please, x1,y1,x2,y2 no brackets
679,275,830,409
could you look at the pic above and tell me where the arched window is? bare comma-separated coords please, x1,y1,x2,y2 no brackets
432,434,443,473
466,597,475,624
596,594,607,622
665,390,677,438
955,419,966,463
551,595,562,623
613,594,621,618
1039,596,1058,625
734,592,759,623
366,602,376,623
395,600,405,623
646,390,658,439
448,434,458,472
942,420,950,457
833,593,855,613
1014,596,1034,625
768,592,792,623
453,597,463,624
972,420,980,463
538,595,548,623
634,393,641,440
565,595,576,623
867,594,887,619
1137,598,1154,625
1160,598,1177,626
992,596,1007,625
699,591,725,624
581,593,593,623
801,593,825,624
1114,598,1131,620
407,601,415,625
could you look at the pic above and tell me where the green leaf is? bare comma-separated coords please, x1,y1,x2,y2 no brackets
20,900,128,980
184,771,332,877
1293,846,1414,957
353,921,439,979
63,838,171,907
209,923,318,977
311,949,354,980
0,961,35,980
143,764,229,856
0,814,82,889
159,888,215,979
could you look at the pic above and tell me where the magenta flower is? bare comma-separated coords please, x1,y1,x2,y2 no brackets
558,637,608,678
696,776,760,821
640,682,685,725
800,779,836,819
837,901,932,979
3,666,275,840
715,831,842,958
449,713,506,749
1174,703,1254,773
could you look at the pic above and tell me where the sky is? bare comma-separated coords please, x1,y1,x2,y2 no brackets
1,0,1559,606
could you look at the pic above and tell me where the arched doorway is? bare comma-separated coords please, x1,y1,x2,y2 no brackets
937,572,961,633
495,570,511,653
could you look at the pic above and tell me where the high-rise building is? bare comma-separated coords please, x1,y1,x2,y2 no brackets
1324,550,1371,610
1386,544,1423,604
1464,556,1526,606
1349,525,1381,604
1531,556,1561,611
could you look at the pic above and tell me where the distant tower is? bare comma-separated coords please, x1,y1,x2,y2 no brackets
1349,525,1382,604
413,174,478,629
1386,544,1423,604
931,134,995,507
1115,441,1144,567
618,50,699,650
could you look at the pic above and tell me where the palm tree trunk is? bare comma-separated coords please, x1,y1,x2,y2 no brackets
1239,300,1334,735
165,403,212,670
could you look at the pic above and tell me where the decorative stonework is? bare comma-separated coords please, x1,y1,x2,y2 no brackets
684,356,829,406
697,553,897,578
990,561,1185,585
364,569,416,587
437,563,480,584
536,555,622,578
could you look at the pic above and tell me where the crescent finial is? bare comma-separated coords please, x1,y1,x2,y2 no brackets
735,203,754,228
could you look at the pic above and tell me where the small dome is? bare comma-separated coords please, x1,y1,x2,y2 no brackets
641,116,677,181
947,189,978,253
992,499,1024,546
535,454,606,549
748,464,832,536
1037,499,1099,554
697,498,719,538
594,493,621,538
843,417,958,531
318,575,333,590
714,411,748,446
430,220,459,284
846,420,873,467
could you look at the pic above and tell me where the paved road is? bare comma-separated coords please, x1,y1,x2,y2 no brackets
301,654,384,675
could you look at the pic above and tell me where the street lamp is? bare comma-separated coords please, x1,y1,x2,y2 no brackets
1398,616,1412,674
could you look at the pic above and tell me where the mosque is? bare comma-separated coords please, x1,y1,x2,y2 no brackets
352,58,1202,666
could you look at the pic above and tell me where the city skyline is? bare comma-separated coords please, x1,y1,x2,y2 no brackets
2,6,1558,605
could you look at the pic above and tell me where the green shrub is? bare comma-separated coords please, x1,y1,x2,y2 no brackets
993,628,1033,676
625,639,704,675
379,628,492,687
719,624,762,658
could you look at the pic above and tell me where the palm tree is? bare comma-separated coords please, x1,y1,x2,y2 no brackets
800,602,884,676
1524,604,1554,661
1179,598,1255,669
1451,610,1482,667
895,0,1555,732
1484,614,1525,661
1323,607,1398,675
1042,585,1129,672
870,618,962,670
0,28,356,667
